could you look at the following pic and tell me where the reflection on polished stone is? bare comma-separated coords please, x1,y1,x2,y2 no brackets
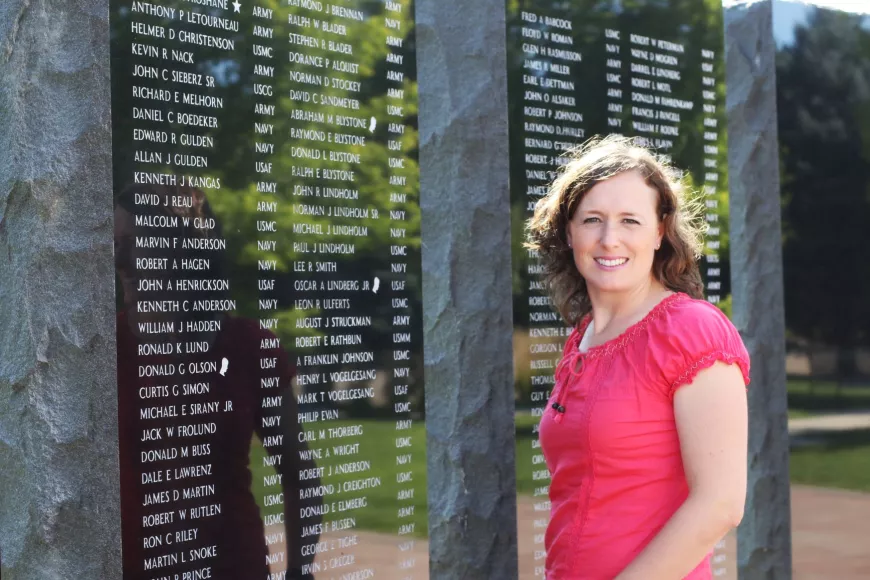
111,1,426,578
507,1,733,578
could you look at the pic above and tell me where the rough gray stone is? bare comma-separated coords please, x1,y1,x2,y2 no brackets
0,1,118,579
724,2,793,579
416,1,519,578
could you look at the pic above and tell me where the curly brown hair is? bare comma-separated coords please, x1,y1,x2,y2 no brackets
525,135,707,327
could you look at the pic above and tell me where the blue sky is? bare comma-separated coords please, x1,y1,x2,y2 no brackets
772,0,870,47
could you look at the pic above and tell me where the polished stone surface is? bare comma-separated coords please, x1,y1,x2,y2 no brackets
508,1,735,577
110,1,426,578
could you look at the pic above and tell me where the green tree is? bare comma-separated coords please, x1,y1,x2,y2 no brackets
777,6,870,380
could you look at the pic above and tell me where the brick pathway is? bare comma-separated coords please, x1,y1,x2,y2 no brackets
790,484,870,579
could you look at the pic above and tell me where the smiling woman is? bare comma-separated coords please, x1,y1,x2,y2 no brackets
525,134,707,325
567,171,665,299
525,135,751,580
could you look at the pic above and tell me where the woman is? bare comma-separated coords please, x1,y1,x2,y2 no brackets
526,135,751,580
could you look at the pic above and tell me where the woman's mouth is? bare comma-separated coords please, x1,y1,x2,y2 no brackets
594,257,628,269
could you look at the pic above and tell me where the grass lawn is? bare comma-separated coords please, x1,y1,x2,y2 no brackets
786,380,870,491
249,419,428,538
788,409,814,419
790,429,870,492
787,379,870,415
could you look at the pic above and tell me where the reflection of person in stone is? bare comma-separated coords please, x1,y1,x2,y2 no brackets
114,183,321,580
526,135,751,580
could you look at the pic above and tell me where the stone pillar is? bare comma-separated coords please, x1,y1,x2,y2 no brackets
0,1,118,579
724,1,793,578
416,1,519,578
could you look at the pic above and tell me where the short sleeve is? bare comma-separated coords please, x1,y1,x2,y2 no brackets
652,299,751,400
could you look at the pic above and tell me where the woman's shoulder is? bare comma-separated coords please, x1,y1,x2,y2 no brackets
648,293,751,392
653,293,739,338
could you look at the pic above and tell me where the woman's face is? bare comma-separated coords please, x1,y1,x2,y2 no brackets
566,171,664,296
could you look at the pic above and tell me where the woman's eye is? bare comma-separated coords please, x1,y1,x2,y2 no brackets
583,217,639,224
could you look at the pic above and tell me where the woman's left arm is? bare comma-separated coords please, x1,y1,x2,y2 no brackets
615,361,748,580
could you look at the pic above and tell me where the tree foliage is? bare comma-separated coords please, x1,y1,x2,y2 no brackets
777,6,870,378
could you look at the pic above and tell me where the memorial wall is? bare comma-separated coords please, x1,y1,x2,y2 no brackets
110,1,426,578
1,1,832,578
506,0,734,577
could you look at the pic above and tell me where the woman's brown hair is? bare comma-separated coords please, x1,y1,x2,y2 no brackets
525,134,707,327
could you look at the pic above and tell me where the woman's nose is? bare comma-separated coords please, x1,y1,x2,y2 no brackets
599,222,619,247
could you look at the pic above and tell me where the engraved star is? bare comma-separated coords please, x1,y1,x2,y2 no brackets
232,1,241,12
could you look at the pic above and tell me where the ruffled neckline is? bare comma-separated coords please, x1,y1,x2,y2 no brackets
574,291,688,359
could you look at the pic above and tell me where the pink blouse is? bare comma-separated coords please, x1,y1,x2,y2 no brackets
539,292,751,580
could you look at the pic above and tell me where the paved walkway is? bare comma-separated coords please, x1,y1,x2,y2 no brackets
790,484,870,579
788,411,870,436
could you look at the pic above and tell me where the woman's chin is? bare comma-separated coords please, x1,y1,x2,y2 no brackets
583,275,636,295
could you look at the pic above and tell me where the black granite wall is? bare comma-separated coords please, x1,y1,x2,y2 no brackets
0,1,119,579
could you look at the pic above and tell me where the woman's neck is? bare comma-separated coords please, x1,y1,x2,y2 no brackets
586,280,671,339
